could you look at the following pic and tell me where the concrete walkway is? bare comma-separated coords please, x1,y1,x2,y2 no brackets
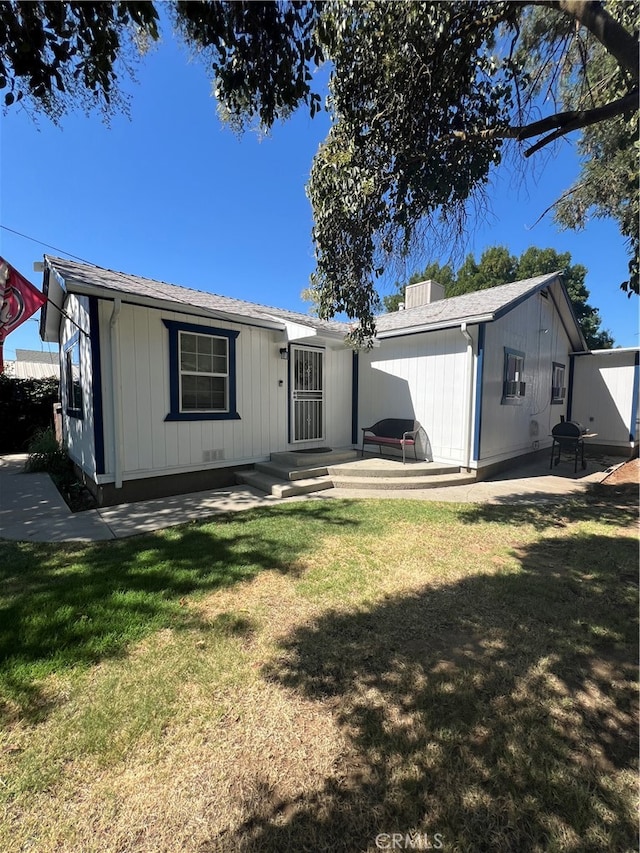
0,452,621,544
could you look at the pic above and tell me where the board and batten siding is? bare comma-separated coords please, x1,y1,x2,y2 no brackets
95,300,352,483
478,291,571,465
358,327,470,464
319,345,354,449
571,350,639,449
60,293,97,477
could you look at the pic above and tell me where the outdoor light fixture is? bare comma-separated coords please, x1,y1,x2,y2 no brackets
279,347,289,360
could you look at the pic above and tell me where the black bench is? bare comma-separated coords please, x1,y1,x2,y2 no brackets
361,419,421,464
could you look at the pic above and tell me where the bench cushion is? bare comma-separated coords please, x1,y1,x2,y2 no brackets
363,435,415,446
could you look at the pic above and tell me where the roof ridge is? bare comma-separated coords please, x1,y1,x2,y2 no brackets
378,272,560,319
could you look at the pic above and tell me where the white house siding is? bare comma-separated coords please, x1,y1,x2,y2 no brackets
478,291,572,466
358,328,470,464
571,350,639,449
315,345,354,449
94,300,352,483
60,293,97,478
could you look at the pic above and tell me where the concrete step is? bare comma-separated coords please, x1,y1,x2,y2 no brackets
256,461,330,481
330,472,477,491
271,449,358,468
236,469,334,498
329,461,461,479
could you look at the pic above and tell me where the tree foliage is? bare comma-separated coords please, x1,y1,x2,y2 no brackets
544,0,640,298
384,245,614,350
0,2,160,120
305,1,638,344
1,1,637,344
0,374,59,453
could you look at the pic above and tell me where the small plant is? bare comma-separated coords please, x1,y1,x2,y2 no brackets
24,429,96,511
24,428,69,477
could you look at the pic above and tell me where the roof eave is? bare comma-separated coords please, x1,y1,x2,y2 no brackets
571,346,640,356
40,260,66,343
376,313,495,339
548,276,589,352
64,279,288,333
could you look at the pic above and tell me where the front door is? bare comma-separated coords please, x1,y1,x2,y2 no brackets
291,346,325,442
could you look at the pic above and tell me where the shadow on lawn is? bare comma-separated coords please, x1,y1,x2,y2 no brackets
457,483,640,531
0,502,360,723
207,529,638,853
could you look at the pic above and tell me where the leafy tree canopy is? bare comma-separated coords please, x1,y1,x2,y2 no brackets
383,245,614,350
1,1,637,345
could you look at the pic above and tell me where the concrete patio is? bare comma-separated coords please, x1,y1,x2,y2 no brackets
0,451,624,543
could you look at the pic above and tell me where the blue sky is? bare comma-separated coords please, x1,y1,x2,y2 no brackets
1,26,638,360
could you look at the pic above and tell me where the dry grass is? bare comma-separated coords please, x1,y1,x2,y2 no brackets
0,495,637,852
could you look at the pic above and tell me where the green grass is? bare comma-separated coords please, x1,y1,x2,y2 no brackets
0,492,637,852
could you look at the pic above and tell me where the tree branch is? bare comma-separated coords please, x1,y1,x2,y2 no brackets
452,87,639,151
526,183,585,229
532,0,640,81
520,87,639,152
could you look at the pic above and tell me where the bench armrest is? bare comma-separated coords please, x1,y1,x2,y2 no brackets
402,428,419,440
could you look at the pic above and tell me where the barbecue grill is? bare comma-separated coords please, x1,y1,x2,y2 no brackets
550,418,587,473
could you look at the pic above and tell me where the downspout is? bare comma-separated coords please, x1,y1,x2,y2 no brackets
460,323,474,471
109,298,123,490
630,350,639,445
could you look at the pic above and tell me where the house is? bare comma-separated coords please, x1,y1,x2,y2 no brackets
39,256,637,504
40,256,355,504
4,348,60,380
359,276,593,474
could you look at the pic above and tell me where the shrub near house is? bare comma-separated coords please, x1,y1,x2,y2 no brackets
0,375,59,453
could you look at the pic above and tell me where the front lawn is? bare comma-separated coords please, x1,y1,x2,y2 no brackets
0,492,637,852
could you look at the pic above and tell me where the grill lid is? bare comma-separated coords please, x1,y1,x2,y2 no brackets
552,420,586,438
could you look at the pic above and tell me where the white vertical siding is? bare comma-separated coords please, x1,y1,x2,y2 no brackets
324,346,353,448
358,328,469,463
479,291,572,464
94,301,352,482
571,351,638,448
60,294,96,477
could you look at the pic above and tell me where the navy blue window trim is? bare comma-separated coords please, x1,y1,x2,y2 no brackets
351,351,359,444
88,298,105,474
501,347,526,406
63,332,83,419
163,320,240,421
472,323,485,461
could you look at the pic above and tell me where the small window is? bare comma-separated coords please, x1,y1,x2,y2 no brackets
64,335,83,418
163,320,240,422
502,348,526,404
551,362,566,404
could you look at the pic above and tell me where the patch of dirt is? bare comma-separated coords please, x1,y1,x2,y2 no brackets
601,458,640,487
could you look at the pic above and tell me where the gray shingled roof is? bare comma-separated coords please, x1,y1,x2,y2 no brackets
46,256,350,336
16,349,58,364
375,273,560,334
46,256,563,340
